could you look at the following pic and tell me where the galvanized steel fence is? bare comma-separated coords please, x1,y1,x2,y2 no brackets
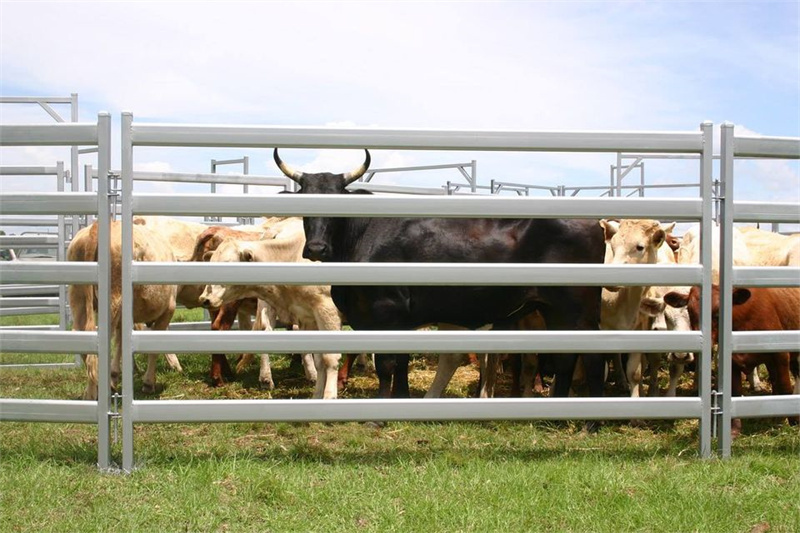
1,114,798,471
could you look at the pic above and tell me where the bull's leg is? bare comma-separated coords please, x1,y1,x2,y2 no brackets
374,354,396,399
391,354,410,398
478,354,500,398
520,354,539,397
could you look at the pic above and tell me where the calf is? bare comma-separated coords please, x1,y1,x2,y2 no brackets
664,285,799,435
199,236,343,399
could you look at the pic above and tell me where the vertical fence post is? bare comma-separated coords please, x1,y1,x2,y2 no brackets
96,113,112,469
717,123,736,458
56,162,69,336
120,112,136,472
698,121,714,458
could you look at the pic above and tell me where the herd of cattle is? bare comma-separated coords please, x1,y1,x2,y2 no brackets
65,149,800,435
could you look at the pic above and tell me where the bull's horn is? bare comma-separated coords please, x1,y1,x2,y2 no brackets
273,148,305,183
342,149,371,185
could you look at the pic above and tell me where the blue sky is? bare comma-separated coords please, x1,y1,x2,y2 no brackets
1,1,798,207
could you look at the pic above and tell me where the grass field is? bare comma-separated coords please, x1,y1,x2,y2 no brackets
1,311,799,533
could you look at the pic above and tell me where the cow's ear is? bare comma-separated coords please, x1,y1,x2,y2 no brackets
664,291,689,309
239,249,254,262
732,288,752,306
640,296,666,317
652,228,666,248
599,219,619,241
202,251,214,262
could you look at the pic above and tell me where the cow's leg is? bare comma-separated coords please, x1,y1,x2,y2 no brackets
142,307,175,395
748,366,765,392
646,353,661,397
424,353,464,398
338,353,357,391
142,354,159,394
626,352,643,398
731,363,745,438
666,362,684,397
766,354,797,425
520,354,539,397
310,305,343,399
209,303,238,385
82,354,99,401
301,353,317,383
792,354,800,395
164,353,182,372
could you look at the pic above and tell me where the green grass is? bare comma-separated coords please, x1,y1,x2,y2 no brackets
1,311,799,533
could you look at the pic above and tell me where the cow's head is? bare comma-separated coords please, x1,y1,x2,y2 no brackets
663,285,752,345
274,148,371,261
599,219,673,291
199,239,257,309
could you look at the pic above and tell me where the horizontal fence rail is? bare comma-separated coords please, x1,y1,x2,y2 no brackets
132,330,703,355
132,193,704,219
129,123,705,153
130,397,704,424
0,399,99,423
132,262,703,286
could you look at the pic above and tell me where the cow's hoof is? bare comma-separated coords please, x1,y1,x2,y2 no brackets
260,379,274,391
141,383,156,394
364,421,386,429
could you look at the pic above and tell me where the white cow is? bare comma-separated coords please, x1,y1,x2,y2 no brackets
600,219,674,398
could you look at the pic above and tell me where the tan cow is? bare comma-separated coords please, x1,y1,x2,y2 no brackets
68,220,177,400
199,235,343,399
737,226,800,266
599,219,674,398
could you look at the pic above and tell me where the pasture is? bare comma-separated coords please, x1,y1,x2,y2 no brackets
1,312,799,533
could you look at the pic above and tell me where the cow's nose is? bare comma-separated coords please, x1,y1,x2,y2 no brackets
201,298,212,309
304,242,328,261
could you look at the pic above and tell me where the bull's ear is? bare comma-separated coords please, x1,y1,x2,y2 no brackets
664,291,689,309
732,288,752,306
239,249,254,262
640,296,666,317
599,219,619,241
202,251,214,262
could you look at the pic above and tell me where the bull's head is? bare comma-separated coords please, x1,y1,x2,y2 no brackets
274,148,371,261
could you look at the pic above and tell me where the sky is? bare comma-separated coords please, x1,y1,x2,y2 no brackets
1,1,798,220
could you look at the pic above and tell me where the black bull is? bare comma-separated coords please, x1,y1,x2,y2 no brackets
274,148,606,399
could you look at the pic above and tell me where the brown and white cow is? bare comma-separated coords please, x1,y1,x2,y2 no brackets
199,235,343,399
68,220,177,400
664,285,799,435
188,218,312,388
599,219,674,398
